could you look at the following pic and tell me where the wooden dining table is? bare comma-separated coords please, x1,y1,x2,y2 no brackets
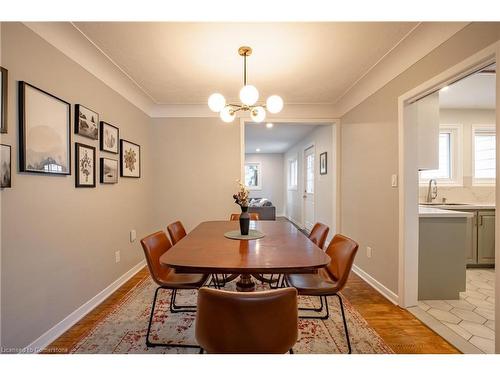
160,220,331,292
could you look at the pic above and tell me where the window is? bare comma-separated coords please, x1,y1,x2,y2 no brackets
473,126,495,183
244,162,261,190
288,158,297,190
419,126,461,185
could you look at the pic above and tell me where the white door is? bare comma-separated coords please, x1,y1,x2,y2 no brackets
303,146,315,231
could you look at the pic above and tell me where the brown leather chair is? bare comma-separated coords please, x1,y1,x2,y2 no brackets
141,231,209,349
230,213,260,221
309,222,330,250
167,220,187,245
195,287,298,354
284,234,359,353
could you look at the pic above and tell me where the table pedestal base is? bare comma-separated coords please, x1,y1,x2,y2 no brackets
236,274,256,292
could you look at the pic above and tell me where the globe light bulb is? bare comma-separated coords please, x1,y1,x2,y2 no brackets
239,85,259,106
251,106,266,123
266,122,274,129
266,95,283,114
220,106,235,123
208,93,226,112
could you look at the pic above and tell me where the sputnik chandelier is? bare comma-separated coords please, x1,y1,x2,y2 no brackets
208,46,284,123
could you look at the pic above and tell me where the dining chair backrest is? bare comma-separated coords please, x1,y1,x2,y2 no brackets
167,220,187,245
308,222,330,249
230,213,260,221
195,287,298,354
140,231,172,286
324,234,359,291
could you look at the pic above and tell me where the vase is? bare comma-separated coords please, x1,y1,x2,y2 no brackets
239,206,250,235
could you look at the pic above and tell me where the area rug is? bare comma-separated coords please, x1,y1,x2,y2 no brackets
71,277,393,354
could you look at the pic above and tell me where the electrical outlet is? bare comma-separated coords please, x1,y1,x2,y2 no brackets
130,230,136,243
366,246,373,258
391,174,398,187
115,250,121,263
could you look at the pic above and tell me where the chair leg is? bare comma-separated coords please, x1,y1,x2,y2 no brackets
336,294,352,354
298,295,329,320
299,296,323,312
289,348,294,354
199,348,204,354
146,287,199,349
270,274,283,289
170,289,196,313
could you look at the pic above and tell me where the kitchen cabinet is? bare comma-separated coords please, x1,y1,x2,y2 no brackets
478,210,495,265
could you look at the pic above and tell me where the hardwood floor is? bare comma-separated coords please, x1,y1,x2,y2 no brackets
43,267,459,354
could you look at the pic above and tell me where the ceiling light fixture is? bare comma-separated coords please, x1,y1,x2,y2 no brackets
208,46,284,123
440,86,450,92
256,148,261,152
266,122,274,129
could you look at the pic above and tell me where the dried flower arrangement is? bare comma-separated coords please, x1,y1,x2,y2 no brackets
232,180,250,207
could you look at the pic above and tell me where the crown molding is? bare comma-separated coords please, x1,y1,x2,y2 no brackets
333,22,470,116
23,22,155,115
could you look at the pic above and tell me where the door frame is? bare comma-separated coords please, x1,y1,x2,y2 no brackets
302,142,316,231
240,117,340,237
397,42,499,314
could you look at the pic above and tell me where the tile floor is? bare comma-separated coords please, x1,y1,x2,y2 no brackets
417,268,495,353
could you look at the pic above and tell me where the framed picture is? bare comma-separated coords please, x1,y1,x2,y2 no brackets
100,157,118,184
19,81,71,175
1,144,11,188
319,152,327,175
100,121,119,154
75,104,99,140
120,139,141,178
244,162,262,190
75,143,96,188
1,67,7,134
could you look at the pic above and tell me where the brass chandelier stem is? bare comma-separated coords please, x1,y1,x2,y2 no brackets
243,54,247,86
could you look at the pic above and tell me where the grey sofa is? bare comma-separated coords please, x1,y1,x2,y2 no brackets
248,198,276,220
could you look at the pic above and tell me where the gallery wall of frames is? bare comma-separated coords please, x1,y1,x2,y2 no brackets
0,65,142,190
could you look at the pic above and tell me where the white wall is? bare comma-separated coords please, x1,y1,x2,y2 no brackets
244,153,284,215
418,108,496,203
284,125,333,238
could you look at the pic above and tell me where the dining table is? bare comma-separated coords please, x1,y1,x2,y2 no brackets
160,220,331,292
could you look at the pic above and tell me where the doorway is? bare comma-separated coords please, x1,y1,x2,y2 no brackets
303,145,315,231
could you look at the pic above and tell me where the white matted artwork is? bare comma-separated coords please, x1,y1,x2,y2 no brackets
100,121,119,154
1,144,11,188
120,139,140,178
75,143,96,188
19,82,71,175
75,104,99,140
100,157,118,184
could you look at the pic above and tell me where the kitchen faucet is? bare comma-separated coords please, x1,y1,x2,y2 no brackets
426,179,438,203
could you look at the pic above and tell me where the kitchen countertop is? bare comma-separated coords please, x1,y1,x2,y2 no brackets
419,203,495,210
419,206,475,218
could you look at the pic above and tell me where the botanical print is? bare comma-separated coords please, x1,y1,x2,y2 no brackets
120,140,140,178
100,122,119,154
75,143,95,187
0,144,11,188
100,158,118,184
20,82,71,175
75,105,99,140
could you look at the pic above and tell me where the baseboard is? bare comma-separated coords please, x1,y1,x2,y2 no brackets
351,264,399,305
24,260,146,353
286,216,304,229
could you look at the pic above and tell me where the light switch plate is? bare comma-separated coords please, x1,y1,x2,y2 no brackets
115,251,121,263
367,246,373,258
130,229,136,243
391,174,398,187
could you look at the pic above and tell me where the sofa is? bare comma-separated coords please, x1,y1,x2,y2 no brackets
248,198,276,221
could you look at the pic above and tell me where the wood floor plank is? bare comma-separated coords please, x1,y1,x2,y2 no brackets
43,267,459,354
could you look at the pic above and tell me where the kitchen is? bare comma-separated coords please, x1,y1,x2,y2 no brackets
414,65,496,353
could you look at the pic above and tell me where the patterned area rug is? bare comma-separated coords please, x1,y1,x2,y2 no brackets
71,277,393,354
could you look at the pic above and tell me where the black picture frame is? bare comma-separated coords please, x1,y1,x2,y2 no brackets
120,139,141,178
1,144,11,188
100,157,118,184
100,121,119,154
319,152,327,175
0,67,7,134
75,143,96,188
19,81,71,175
75,104,99,140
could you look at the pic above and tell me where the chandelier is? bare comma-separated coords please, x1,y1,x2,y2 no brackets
208,46,284,123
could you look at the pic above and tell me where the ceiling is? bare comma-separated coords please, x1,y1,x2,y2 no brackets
440,70,496,109
245,122,323,153
73,22,418,105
